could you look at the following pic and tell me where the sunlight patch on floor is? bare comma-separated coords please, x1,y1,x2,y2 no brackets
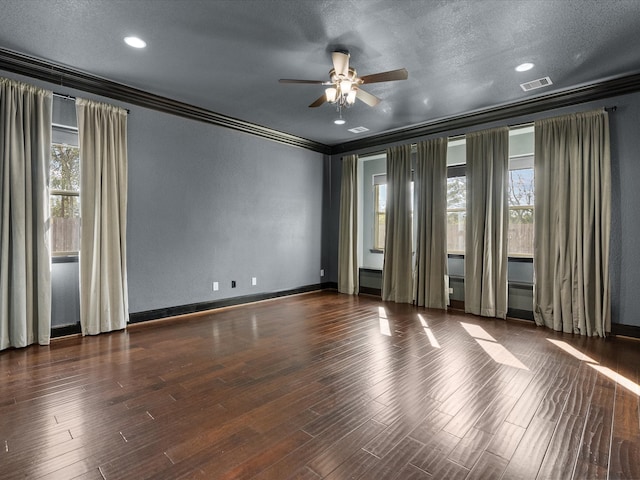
378,307,391,336
461,322,528,370
546,339,597,363
475,339,529,370
548,338,640,396
589,365,640,396
460,322,497,342
418,314,440,348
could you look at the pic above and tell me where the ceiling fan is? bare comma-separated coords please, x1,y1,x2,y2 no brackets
279,50,408,109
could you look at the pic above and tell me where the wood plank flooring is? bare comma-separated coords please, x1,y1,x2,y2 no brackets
1,291,639,479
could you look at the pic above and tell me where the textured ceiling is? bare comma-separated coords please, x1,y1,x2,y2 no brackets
1,0,640,147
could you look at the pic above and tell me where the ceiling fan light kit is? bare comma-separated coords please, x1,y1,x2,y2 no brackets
279,50,408,123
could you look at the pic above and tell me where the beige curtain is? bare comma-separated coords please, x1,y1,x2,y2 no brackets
465,127,509,318
382,144,413,303
0,78,52,350
534,109,610,336
77,98,129,335
414,138,448,309
337,154,358,294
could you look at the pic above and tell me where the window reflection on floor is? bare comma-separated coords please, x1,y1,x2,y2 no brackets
460,322,529,370
418,314,441,348
548,339,640,396
378,307,391,336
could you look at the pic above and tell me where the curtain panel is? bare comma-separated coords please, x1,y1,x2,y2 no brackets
382,144,413,303
465,127,509,318
414,137,448,309
76,98,129,335
337,154,359,295
0,77,52,350
533,109,611,336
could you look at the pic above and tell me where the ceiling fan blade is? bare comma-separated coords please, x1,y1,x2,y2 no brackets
309,94,327,108
279,79,328,85
356,88,381,107
331,51,350,77
360,68,409,84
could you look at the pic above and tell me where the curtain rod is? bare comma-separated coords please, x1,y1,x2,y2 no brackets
53,92,75,101
53,92,130,114
354,121,541,160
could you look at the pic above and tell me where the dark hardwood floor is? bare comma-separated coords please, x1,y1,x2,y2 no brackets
1,291,639,479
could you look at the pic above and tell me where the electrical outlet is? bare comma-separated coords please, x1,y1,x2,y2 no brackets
251,277,257,286
213,281,219,291
231,280,236,288
320,269,325,277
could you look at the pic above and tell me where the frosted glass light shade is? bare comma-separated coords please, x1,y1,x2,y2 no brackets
325,87,337,103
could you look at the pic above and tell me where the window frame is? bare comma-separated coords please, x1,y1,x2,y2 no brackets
446,161,467,255
50,124,80,258
372,174,386,252
507,153,535,258
371,173,415,253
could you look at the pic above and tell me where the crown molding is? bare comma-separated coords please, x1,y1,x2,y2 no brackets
0,48,332,155
3,47,640,157
330,72,640,155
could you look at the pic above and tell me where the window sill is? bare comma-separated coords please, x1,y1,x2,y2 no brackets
508,256,533,262
448,253,533,263
360,267,382,274
369,248,384,254
52,255,79,264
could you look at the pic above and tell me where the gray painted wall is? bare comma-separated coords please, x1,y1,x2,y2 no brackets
126,107,325,313
324,91,640,327
2,69,326,325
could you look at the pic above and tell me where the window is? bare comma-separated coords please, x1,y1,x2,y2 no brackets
447,173,466,253
50,125,80,256
507,126,535,257
372,173,413,251
446,138,466,254
445,127,535,256
507,155,534,256
373,174,386,250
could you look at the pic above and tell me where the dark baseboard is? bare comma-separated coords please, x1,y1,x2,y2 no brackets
128,283,334,324
611,322,640,339
448,302,535,322
323,281,338,290
51,323,81,338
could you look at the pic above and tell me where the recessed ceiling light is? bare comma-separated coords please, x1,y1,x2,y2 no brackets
334,118,346,125
515,62,534,72
124,36,146,49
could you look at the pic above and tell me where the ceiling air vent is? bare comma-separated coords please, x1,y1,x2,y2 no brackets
348,126,369,134
520,76,553,92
